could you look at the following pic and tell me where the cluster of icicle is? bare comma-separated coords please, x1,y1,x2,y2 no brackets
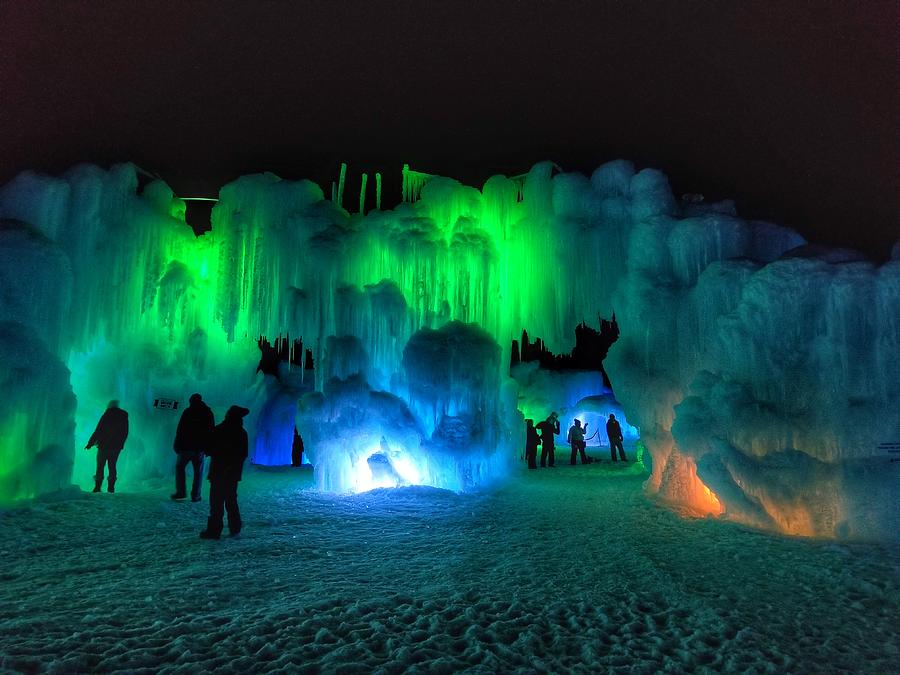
1,160,897,540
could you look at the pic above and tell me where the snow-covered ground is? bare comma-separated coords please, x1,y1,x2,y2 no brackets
1,455,898,673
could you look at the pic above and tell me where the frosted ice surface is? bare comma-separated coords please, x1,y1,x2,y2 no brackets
0,160,896,540
0,321,75,498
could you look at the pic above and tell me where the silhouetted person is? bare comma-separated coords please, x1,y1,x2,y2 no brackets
291,426,304,467
86,400,129,493
568,418,589,465
525,419,541,470
200,405,249,540
607,413,627,462
536,412,560,467
171,393,215,502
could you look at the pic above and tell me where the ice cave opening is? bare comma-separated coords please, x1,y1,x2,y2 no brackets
0,159,896,541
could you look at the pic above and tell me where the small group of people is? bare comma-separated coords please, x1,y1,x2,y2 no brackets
523,411,627,469
524,412,560,468
86,395,632,534
86,395,250,540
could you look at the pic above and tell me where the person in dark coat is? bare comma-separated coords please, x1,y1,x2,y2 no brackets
200,405,250,540
567,418,589,465
171,393,215,502
291,426,304,467
86,400,129,493
536,412,560,468
524,418,541,470
606,413,627,462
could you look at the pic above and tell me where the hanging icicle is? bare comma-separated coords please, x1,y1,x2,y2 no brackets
401,163,433,203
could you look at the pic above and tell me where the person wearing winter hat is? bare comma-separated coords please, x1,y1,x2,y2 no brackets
200,405,250,540
536,412,560,468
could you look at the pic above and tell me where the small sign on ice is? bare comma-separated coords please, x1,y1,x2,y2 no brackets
153,398,180,410
878,441,899,462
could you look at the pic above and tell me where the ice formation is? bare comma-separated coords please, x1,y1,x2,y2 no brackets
0,159,896,540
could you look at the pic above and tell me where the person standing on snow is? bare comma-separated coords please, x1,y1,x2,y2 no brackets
567,418,589,465
606,413,627,462
524,419,541,470
200,405,249,540
171,393,215,502
291,426,304,467
536,412,560,467
86,400,129,493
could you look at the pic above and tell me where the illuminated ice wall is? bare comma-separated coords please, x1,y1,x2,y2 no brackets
0,160,897,540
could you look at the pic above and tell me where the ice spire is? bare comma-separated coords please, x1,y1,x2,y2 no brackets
359,173,368,214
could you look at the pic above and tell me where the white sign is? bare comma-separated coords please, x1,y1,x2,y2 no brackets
153,398,180,410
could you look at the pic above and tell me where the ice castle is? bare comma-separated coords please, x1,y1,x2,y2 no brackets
0,159,897,540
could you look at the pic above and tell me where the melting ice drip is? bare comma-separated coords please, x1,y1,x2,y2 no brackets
0,160,897,541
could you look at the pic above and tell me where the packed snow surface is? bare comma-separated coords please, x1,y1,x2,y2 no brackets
2,460,897,673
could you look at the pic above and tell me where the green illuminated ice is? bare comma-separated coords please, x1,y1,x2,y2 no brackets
0,160,897,541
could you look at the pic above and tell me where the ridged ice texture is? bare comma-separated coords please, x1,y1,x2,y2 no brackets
0,161,897,540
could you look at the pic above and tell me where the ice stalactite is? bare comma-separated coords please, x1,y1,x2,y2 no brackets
401,164,433,203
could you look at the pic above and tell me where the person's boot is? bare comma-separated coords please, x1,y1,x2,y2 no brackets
200,516,221,540
92,480,102,493
107,481,115,493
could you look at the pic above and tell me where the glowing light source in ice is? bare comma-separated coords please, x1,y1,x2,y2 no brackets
347,442,425,494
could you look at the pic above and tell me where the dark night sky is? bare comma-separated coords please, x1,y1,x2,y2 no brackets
2,1,897,258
